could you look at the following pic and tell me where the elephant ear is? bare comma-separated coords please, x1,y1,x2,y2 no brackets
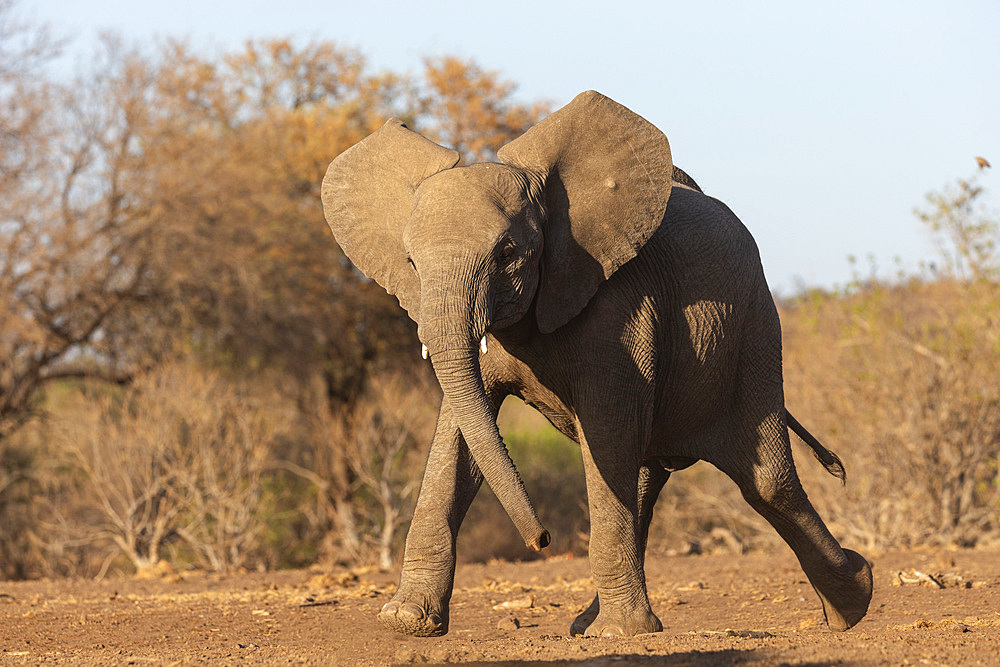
497,91,672,333
321,119,460,320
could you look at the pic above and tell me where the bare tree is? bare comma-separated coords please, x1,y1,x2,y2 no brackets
0,32,155,440
0,0,61,85
288,372,438,569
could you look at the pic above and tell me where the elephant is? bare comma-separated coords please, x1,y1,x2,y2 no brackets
321,91,873,637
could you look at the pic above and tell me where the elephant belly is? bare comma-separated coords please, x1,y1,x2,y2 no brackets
649,300,743,454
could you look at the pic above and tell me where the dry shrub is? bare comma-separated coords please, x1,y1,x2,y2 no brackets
460,398,589,563
646,464,773,557
301,371,439,569
58,360,295,575
784,279,1000,550
0,435,52,579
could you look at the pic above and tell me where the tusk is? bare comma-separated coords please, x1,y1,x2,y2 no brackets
421,344,428,360
480,336,488,354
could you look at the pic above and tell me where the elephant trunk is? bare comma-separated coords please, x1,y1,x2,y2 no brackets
424,327,549,552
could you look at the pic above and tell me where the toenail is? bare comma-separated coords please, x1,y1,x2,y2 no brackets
400,603,425,618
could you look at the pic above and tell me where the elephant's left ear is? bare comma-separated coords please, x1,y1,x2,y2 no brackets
498,91,672,333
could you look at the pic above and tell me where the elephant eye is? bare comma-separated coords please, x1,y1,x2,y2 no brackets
500,244,515,261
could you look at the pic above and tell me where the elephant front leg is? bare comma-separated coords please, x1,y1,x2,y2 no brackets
571,461,668,635
575,432,662,637
378,399,483,637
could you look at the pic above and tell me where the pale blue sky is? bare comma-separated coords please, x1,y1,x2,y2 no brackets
27,0,999,292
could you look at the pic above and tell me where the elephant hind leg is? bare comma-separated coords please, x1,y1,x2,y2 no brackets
571,461,669,636
716,414,872,631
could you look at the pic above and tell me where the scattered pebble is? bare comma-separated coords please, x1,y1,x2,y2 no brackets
892,569,978,589
724,628,775,638
492,595,534,610
678,581,707,591
394,648,418,663
497,616,521,631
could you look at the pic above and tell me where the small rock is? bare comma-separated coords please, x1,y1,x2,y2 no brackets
308,571,357,589
678,581,706,591
394,648,418,663
725,629,775,638
427,647,452,662
497,616,521,631
135,559,177,580
492,595,534,610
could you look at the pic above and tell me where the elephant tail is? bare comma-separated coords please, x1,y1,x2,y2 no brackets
786,410,846,485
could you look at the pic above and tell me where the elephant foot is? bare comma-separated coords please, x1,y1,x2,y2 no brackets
378,598,448,637
814,549,873,632
569,595,600,635
581,605,662,637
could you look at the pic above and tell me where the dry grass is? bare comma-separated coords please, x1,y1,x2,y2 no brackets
783,279,1000,551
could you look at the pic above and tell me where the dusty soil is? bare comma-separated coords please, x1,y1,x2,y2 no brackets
1,549,998,665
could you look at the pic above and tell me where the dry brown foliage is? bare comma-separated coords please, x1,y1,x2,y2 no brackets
283,371,439,570
782,279,1000,550
417,57,551,163
0,1,546,579
55,361,294,575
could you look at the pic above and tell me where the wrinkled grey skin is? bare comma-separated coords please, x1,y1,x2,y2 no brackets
321,91,873,638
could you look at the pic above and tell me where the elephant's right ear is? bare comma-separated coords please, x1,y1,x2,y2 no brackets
321,119,460,320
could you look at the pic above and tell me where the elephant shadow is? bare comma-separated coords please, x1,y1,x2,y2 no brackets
464,649,839,666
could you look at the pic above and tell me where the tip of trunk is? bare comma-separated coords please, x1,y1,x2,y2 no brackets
526,529,551,552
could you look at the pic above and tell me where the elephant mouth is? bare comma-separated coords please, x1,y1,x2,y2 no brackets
421,336,489,359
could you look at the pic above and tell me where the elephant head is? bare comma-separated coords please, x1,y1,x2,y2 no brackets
321,91,674,551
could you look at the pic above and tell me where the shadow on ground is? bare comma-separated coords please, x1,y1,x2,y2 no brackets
450,649,838,666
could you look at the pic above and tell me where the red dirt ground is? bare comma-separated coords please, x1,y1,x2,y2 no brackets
1,548,998,665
